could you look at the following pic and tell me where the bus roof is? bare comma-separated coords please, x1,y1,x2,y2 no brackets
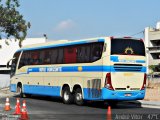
16,36,142,52
17,37,108,52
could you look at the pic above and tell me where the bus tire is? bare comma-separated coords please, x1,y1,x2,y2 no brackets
17,85,25,98
74,88,84,106
62,87,73,104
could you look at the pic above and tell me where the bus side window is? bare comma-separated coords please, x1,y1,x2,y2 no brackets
92,47,101,61
91,43,103,62
64,47,77,64
77,44,91,63
50,49,58,64
29,51,40,65
44,50,51,64
10,52,20,77
57,48,64,64
77,47,83,63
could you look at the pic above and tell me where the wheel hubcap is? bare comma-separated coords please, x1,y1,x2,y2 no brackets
76,93,82,101
64,91,69,101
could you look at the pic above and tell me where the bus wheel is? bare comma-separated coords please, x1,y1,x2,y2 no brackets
62,87,73,104
74,88,84,106
17,86,25,98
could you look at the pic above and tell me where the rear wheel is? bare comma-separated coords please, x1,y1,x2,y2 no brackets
62,87,73,104
74,88,84,106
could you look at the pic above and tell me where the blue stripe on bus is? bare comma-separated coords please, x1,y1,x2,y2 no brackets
23,85,61,97
110,56,119,62
27,66,146,72
17,39,105,52
62,66,105,72
110,56,146,63
15,65,146,75
10,84,145,101
135,60,146,63
83,88,101,100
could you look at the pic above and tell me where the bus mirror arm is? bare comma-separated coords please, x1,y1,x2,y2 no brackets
7,58,15,68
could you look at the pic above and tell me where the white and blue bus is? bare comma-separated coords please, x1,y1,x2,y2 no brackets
9,37,146,105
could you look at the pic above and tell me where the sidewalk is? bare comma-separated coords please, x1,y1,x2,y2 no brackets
0,87,16,97
138,100,160,107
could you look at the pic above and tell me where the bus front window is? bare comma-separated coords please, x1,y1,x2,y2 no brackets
10,52,20,78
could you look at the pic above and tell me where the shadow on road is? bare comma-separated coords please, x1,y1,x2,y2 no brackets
85,101,142,109
13,95,142,109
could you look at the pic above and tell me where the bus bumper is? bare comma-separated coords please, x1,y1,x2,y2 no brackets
101,88,145,101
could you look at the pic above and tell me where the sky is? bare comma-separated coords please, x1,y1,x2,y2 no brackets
19,0,160,41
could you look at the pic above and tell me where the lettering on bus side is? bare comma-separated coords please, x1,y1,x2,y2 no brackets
28,67,62,73
39,67,47,72
119,59,136,63
47,67,62,72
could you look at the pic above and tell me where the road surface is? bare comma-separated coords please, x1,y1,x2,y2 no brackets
0,95,160,120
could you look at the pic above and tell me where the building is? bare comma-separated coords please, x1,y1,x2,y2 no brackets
145,22,160,75
0,38,46,73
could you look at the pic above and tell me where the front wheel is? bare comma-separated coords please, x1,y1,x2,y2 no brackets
17,85,25,98
74,88,84,106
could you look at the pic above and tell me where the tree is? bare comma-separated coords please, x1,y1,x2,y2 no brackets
148,65,156,74
0,0,30,47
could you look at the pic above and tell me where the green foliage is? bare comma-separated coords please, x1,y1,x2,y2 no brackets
149,65,156,74
149,65,156,70
149,64,160,73
0,0,30,47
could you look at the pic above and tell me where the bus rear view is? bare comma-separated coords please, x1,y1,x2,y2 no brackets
102,37,146,101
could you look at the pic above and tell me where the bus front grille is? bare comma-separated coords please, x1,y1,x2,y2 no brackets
87,79,101,98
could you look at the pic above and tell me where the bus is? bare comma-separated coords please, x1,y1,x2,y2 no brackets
9,37,146,105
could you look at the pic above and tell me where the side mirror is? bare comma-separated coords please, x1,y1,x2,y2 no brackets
7,61,10,68
7,58,15,68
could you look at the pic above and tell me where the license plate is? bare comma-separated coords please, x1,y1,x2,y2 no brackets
125,93,131,96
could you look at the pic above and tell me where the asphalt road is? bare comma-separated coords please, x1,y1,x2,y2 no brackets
0,95,160,120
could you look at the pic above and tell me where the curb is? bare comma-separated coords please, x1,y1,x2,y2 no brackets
127,100,160,108
124,100,160,108
138,100,160,107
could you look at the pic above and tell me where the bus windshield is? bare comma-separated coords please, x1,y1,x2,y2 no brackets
10,52,20,77
111,38,145,56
